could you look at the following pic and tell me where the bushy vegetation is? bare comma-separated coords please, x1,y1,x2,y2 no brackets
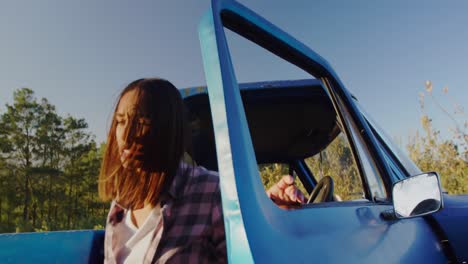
407,81,467,194
304,134,364,201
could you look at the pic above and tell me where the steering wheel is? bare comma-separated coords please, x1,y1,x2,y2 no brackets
307,176,334,204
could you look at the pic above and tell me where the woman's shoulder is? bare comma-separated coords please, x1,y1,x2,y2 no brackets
164,163,222,222
183,162,220,192
168,161,220,200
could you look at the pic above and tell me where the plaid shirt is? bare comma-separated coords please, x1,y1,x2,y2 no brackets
104,162,227,264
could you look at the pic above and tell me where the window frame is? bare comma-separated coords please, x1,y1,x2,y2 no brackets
320,78,390,202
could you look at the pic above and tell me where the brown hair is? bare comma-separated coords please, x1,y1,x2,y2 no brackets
99,78,188,209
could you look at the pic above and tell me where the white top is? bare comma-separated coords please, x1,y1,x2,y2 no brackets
120,204,161,264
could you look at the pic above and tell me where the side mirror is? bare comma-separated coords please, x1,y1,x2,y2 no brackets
392,172,443,219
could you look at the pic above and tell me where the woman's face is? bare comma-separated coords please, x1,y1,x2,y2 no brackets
115,89,138,160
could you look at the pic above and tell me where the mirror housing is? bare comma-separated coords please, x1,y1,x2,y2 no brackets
392,172,443,219
382,172,443,220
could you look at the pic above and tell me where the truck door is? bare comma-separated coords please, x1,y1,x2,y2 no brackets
199,0,448,262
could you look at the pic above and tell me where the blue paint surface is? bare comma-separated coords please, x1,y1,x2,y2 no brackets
0,230,104,263
433,195,468,263
198,2,254,262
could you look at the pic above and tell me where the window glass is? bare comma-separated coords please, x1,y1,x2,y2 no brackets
348,124,388,200
305,133,365,201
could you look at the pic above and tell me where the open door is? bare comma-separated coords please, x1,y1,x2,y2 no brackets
198,0,449,262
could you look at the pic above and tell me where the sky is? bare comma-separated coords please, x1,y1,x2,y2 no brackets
0,0,467,146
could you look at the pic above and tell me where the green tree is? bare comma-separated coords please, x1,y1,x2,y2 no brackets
0,88,41,231
62,116,94,229
31,98,64,229
0,88,107,232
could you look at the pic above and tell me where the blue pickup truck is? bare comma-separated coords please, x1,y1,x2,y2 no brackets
1,0,467,263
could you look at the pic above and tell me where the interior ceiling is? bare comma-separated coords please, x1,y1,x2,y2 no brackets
185,84,339,171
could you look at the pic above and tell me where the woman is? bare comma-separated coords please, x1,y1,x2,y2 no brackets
99,78,305,264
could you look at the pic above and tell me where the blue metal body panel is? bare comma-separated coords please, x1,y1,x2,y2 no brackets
433,195,468,263
0,230,104,263
199,3,254,262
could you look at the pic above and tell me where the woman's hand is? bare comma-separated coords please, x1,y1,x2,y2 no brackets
266,175,306,209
